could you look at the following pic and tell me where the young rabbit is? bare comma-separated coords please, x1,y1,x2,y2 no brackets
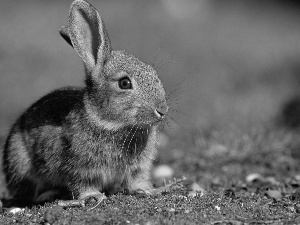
2,0,168,206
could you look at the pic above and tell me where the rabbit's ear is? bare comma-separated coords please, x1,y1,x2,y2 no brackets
68,0,111,72
59,26,73,47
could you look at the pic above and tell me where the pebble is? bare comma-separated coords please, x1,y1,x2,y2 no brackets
188,191,198,198
265,177,280,185
266,190,282,200
152,165,174,180
9,208,25,214
191,182,205,192
246,173,263,183
168,208,175,212
187,182,206,197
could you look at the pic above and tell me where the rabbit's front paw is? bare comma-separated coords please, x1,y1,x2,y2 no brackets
129,189,152,198
82,193,106,210
57,189,106,210
35,189,60,203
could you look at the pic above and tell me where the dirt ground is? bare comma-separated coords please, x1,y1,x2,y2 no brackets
1,124,300,224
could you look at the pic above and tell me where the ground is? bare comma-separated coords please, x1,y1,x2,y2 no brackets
1,123,300,224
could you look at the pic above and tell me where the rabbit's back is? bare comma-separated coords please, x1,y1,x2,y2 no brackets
3,87,84,201
20,87,84,127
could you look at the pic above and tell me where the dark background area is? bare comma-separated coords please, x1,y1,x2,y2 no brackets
1,0,300,135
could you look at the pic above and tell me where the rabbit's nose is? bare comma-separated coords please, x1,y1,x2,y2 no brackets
154,98,168,119
154,101,168,118
154,109,167,118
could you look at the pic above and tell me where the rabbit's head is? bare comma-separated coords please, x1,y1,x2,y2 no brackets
60,0,168,130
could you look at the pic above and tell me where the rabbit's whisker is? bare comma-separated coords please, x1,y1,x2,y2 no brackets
126,123,142,155
151,47,161,67
121,123,136,153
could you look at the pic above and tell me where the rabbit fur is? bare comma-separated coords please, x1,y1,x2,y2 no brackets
2,0,168,205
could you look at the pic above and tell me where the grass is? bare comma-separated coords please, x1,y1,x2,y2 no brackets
1,124,300,224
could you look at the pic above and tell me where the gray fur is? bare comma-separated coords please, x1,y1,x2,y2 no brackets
2,0,168,205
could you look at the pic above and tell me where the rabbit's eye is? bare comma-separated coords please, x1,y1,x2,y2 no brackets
118,77,132,89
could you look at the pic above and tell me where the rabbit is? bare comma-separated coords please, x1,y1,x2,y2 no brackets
2,0,168,206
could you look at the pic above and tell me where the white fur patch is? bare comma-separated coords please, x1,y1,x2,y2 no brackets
84,96,123,131
98,119,123,131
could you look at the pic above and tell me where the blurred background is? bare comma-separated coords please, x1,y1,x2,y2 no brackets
1,0,300,137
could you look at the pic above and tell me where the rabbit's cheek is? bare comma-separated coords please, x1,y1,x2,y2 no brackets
135,107,161,125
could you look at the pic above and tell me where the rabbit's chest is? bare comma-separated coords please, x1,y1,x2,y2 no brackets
70,124,155,192
77,152,139,193
74,139,144,189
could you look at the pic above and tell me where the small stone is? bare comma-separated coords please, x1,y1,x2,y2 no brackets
188,191,199,198
266,190,282,200
246,173,263,183
215,205,220,211
152,165,174,186
187,182,206,197
168,208,175,212
191,182,206,192
153,165,174,180
265,177,280,185
9,208,25,214
44,206,63,223
157,208,162,213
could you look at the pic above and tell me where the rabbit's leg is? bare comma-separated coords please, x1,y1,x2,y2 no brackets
127,168,153,195
57,187,106,209
35,189,60,203
4,132,37,204
78,188,102,199
79,189,106,210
